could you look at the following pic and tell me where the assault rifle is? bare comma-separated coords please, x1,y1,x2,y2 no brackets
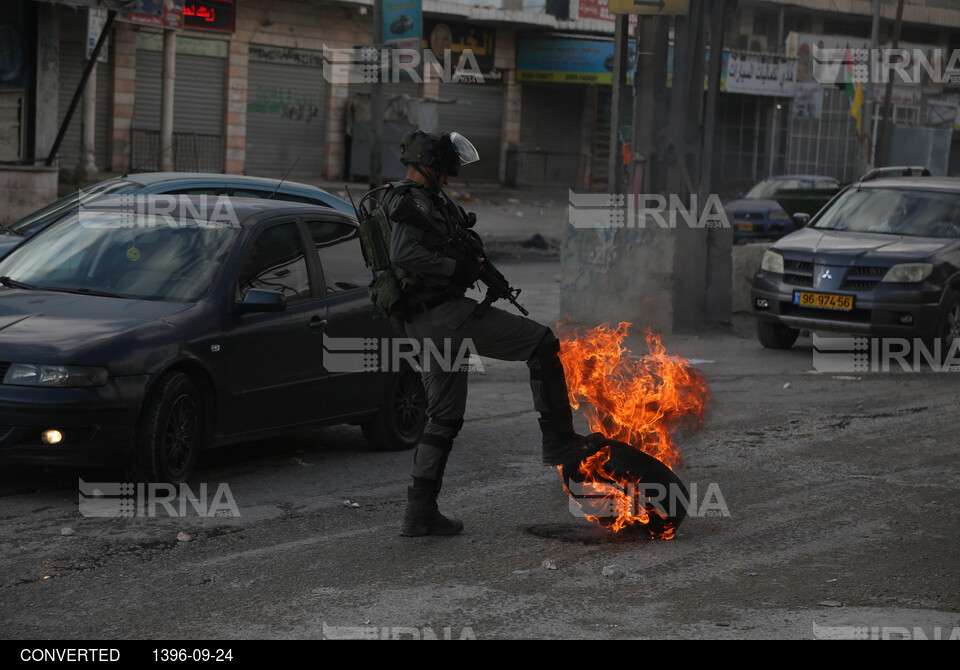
392,192,529,318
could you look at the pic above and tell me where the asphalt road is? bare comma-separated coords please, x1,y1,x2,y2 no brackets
1,252,959,641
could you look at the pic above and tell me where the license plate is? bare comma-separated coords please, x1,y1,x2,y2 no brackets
736,222,754,232
793,291,855,311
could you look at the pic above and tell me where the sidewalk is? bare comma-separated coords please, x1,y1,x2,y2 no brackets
303,177,571,246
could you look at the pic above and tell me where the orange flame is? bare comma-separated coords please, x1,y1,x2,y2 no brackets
558,323,710,538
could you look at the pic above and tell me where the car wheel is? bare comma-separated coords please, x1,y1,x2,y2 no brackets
936,293,960,361
361,368,426,451
134,372,204,483
756,319,800,349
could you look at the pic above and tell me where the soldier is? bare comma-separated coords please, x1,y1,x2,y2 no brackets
386,130,602,536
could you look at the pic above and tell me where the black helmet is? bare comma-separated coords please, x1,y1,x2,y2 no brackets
399,130,479,177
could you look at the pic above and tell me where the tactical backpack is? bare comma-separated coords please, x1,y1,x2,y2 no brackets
356,182,421,318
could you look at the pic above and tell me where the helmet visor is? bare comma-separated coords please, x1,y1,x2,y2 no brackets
449,132,479,166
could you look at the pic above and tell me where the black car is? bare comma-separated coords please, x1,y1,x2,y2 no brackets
751,174,960,350
0,172,354,260
0,197,426,482
390,14,414,35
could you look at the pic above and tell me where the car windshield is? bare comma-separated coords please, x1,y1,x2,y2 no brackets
0,210,240,301
745,178,819,199
7,180,139,235
812,187,960,238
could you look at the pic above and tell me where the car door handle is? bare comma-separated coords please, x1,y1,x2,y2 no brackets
309,317,327,332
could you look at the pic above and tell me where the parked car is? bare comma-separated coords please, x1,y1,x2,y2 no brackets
0,172,354,259
0,197,425,482
751,173,960,350
728,175,840,242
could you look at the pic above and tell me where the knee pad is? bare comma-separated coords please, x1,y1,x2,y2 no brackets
528,329,561,366
426,415,464,441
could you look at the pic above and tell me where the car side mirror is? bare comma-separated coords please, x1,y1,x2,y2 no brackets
237,288,286,313
792,212,811,229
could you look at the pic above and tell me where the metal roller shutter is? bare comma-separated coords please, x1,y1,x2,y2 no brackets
173,52,225,171
346,80,420,181
132,37,224,172
58,11,111,170
437,82,502,184
519,84,584,187
246,47,326,179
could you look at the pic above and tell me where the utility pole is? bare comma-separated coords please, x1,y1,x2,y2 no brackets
159,29,176,172
877,0,905,167
862,0,880,172
608,14,629,194
371,0,384,188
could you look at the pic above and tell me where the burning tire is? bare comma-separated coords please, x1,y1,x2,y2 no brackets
562,437,689,539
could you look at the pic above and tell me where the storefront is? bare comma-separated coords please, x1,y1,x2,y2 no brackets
131,32,227,172
245,45,327,179
514,36,626,188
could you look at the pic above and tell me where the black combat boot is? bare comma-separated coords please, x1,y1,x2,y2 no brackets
539,409,606,467
400,484,464,537
529,332,605,467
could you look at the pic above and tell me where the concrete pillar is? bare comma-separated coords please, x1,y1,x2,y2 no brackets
111,23,136,173
159,29,176,172
497,29,519,186
224,38,248,175
34,3,60,160
76,62,98,181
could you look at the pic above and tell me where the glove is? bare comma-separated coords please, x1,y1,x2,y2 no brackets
450,256,483,288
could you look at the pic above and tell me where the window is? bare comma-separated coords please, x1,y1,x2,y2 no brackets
238,222,311,303
231,188,331,207
305,219,370,293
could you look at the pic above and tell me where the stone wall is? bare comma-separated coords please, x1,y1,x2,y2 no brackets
0,167,59,226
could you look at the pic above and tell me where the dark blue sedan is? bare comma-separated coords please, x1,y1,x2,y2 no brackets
0,196,425,483
728,175,839,242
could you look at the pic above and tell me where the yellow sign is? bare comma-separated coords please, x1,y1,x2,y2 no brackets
607,0,690,15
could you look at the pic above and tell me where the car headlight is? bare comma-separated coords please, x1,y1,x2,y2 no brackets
881,263,933,284
760,250,784,274
2,363,108,388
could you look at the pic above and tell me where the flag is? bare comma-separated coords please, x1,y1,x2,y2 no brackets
843,45,864,135
844,45,856,98
850,82,864,134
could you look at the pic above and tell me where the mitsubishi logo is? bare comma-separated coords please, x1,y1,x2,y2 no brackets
820,268,833,280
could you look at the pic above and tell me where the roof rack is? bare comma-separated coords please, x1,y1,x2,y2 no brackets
858,166,932,183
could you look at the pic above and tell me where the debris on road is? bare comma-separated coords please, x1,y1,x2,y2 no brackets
602,565,625,580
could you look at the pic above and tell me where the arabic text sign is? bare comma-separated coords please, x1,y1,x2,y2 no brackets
725,51,797,96
118,0,184,29
183,0,235,33
516,38,634,85
607,0,690,15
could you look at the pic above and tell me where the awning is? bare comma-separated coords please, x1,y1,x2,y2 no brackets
31,0,135,10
